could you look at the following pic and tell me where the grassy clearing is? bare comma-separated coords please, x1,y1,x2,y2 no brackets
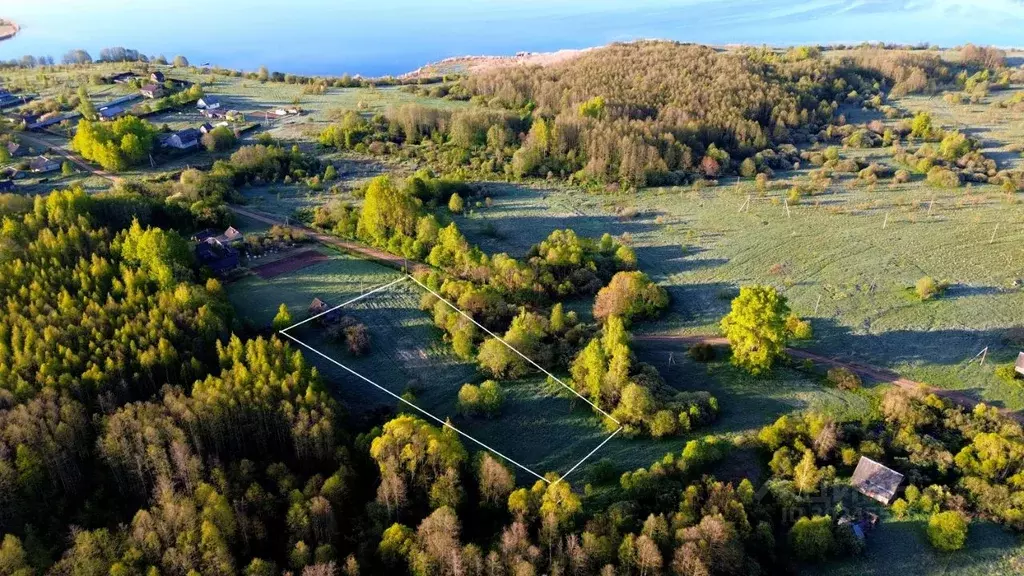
225,247,675,480
806,518,1024,576
457,176,1024,411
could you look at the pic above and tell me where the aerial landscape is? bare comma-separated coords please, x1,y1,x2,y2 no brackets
1,2,1024,575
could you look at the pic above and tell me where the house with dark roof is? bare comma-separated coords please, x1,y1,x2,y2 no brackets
140,84,165,99
29,156,60,173
199,123,215,134
6,141,22,157
0,179,14,192
309,298,342,323
98,105,126,121
108,71,137,84
163,128,201,150
197,96,221,110
150,71,165,83
851,457,904,505
195,241,239,275
191,229,217,242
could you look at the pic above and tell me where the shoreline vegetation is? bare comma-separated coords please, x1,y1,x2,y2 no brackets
0,18,18,42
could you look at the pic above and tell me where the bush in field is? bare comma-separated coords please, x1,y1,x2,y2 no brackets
789,515,834,561
926,166,960,188
915,276,944,300
995,363,1019,384
448,192,464,214
593,271,669,323
826,367,861,391
721,285,791,375
688,343,715,362
201,126,237,152
785,313,812,340
457,380,503,416
927,511,968,551
345,324,371,356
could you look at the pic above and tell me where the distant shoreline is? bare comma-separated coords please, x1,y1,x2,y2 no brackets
0,19,19,42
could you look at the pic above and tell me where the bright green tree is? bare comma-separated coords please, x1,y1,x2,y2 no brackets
448,192,464,214
721,285,791,375
789,515,834,561
927,511,968,551
272,303,292,331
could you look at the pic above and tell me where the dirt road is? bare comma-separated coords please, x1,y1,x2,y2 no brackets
17,132,121,183
229,205,430,274
635,334,1022,423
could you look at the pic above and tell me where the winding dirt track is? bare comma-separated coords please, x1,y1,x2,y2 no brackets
17,132,122,183
230,205,1020,423
635,335,1023,424
229,205,429,274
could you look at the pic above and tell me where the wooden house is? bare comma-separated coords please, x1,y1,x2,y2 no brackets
140,84,165,99
851,457,904,505
29,156,60,173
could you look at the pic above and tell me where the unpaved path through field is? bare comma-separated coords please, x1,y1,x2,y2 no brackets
635,334,1023,424
17,132,122,183
229,205,430,274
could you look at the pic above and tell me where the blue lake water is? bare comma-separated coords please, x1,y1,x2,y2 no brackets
2,0,1023,76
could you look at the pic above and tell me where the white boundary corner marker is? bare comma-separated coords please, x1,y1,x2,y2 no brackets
406,274,621,426
279,274,624,488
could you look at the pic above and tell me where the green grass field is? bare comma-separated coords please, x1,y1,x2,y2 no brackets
225,246,682,481
455,175,1024,411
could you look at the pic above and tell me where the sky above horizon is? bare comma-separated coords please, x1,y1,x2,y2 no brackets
1,1,1022,76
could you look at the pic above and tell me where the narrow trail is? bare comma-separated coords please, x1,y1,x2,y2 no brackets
635,334,1023,424
228,205,430,274
17,132,122,183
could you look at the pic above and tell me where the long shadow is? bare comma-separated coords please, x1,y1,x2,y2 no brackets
803,317,1023,368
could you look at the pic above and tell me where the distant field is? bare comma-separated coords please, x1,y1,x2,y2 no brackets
456,173,1024,411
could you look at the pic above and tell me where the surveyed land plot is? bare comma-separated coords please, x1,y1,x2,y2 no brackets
279,274,623,486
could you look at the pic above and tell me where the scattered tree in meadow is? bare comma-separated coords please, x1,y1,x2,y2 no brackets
173,55,189,67
273,303,293,331
721,285,792,374
448,192,464,214
457,380,504,416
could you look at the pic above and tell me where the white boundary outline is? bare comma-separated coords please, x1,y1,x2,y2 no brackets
279,273,624,488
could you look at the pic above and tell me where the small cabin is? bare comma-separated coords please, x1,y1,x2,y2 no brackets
1015,352,1024,378
197,96,221,110
140,84,165,99
150,71,165,83
29,156,60,173
309,297,342,323
851,457,904,505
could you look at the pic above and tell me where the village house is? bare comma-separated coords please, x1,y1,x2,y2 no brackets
29,156,60,173
197,96,221,110
851,456,904,505
163,128,201,150
140,84,165,99
6,141,22,157
150,71,165,83
202,108,226,119
0,179,14,192
309,297,343,324
108,71,137,84
1015,352,1024,378
192,226,244,276
199,123,215,134
97,106,126,121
